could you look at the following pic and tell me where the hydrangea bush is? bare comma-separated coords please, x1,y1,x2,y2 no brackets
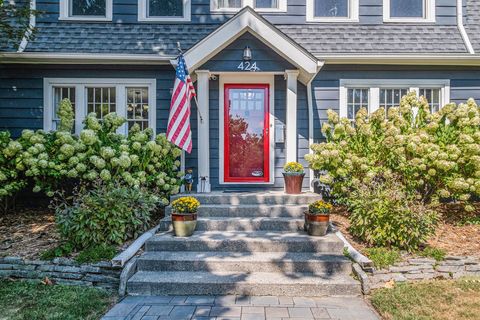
305,93,480,249
0,132,26,199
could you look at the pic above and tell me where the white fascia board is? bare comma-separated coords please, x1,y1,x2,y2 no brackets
183,8,319,80
319,54,480,65
0,52,175,64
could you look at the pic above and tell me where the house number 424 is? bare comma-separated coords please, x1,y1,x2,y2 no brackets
238,61,260,72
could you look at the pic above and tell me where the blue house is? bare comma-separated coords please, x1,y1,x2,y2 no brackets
1,0,480,193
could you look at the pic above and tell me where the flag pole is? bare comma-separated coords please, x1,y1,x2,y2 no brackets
177,42,204,124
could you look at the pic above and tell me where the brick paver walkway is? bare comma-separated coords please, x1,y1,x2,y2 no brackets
102,295,379,320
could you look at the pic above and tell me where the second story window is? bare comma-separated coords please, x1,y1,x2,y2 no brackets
384,0,435,22
60,0,112,21
138,0,191,21
211,0,287,12
307,0,359,22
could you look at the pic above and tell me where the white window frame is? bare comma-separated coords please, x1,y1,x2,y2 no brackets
44,78,156,135
210,0,287,13
339,79,450,118
306,0,359,23
138,0,191,22
59,0,113,21
383,0,436,23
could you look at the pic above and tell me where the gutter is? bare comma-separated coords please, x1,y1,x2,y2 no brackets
17,0,36,53
307,61,324,191
319,54,480,65
1,52,175,64
457,0,475,55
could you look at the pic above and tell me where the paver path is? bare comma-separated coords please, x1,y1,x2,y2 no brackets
102,295,380,320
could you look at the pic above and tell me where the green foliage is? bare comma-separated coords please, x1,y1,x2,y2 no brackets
57,98,75,132
417,246,446,262
364,247,402,269
54,182,159,248
0,104,182,203
349,177,438,250
458,216,480,226
0,279,114,320
306,94,480,250
0,2,38,50
40,243,74,260
75,244,117,264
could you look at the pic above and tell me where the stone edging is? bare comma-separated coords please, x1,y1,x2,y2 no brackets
0,256,122,290
353,255,480,294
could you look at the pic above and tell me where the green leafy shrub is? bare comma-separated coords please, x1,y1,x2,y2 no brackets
40,243,74,260
54,182,159,248
364,247,402,269
349,177,438,250
417,246,446,262
0,131,26,199
75,244,117,264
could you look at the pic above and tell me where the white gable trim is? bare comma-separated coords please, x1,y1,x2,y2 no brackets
183,7,320,84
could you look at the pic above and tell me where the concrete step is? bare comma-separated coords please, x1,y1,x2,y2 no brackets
166,204,308,218
158,217,305,232
170,192,322,205
136,251,352,274
127,271,361,297
145,231,344,253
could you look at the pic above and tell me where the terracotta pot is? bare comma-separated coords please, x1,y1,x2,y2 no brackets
171,212,197,237
283,173,305,194
304,212,329,237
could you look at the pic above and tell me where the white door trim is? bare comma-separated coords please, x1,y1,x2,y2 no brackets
219,73,275,185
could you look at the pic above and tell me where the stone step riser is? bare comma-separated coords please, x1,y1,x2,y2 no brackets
170,195,322,206
145,240,343,253
127,282,361,297
136,259,352,274
165,206,307,218
157,219,305,232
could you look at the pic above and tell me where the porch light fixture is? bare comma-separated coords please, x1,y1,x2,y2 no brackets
243,46,252,61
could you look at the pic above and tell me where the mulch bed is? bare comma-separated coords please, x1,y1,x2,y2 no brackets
331,203,480,258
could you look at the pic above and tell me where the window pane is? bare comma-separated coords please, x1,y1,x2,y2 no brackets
70,0,106,16
87,87,116,119
217,0,242,9
420,88,441,113
314,0,349,17
255,0,278,8
390,0,423,18
347,88,369,121
126,87,149,130
53,87,76,130
379,88,408,111
149,0,184,17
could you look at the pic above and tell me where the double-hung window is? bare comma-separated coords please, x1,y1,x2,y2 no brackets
60,0,112,21
44,79,156,135
340,80,450,120
307,0,359,22
138,0,191,21
383,0,435,23
211,0,287,12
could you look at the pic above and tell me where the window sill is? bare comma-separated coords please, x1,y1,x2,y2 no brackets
383,18,436,24
138,16,191,22
306,18,359,23
210,8,287,14
58,16,112,22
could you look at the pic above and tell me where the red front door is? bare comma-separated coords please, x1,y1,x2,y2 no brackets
224,84,270,183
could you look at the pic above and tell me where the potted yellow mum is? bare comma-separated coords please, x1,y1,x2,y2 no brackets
171,196,200,237
305,200,332,236
282,162,305,194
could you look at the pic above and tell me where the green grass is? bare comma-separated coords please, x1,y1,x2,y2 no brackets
364,247,402,269
0,279,115,320
417,246,446,262
370,278,480,320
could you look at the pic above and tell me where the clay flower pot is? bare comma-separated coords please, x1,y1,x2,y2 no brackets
283,173,305,194
171,212,197,237
304,212,329,237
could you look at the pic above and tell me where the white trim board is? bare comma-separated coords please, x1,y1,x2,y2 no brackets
306,0,359,23
138,0,191,22
43,78,156,135
210,1,287,13
383,0,436,23
339,79,450,118
218,73,276,185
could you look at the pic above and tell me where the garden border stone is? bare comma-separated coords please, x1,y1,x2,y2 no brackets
0,256,122,290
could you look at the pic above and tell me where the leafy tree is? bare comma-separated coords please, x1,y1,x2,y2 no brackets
0,1,37,50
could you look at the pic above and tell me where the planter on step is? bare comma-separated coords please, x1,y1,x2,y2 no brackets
304,200,333,237
170,196,200,237
282,162,305,194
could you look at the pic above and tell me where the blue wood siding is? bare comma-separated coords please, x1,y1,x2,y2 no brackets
0,64,174,137
36,0,460,25
311,64,480,142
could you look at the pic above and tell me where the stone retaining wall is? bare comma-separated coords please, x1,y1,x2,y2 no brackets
0,256,122,290
355,256,480,294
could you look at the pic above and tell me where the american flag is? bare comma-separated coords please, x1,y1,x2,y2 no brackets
167,55,196,153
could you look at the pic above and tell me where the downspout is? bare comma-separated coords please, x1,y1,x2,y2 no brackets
307,61,325,192
17,0,36,52
457,0,475,54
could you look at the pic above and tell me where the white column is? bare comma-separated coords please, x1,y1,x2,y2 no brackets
285,70,299,163
195,70,211,193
